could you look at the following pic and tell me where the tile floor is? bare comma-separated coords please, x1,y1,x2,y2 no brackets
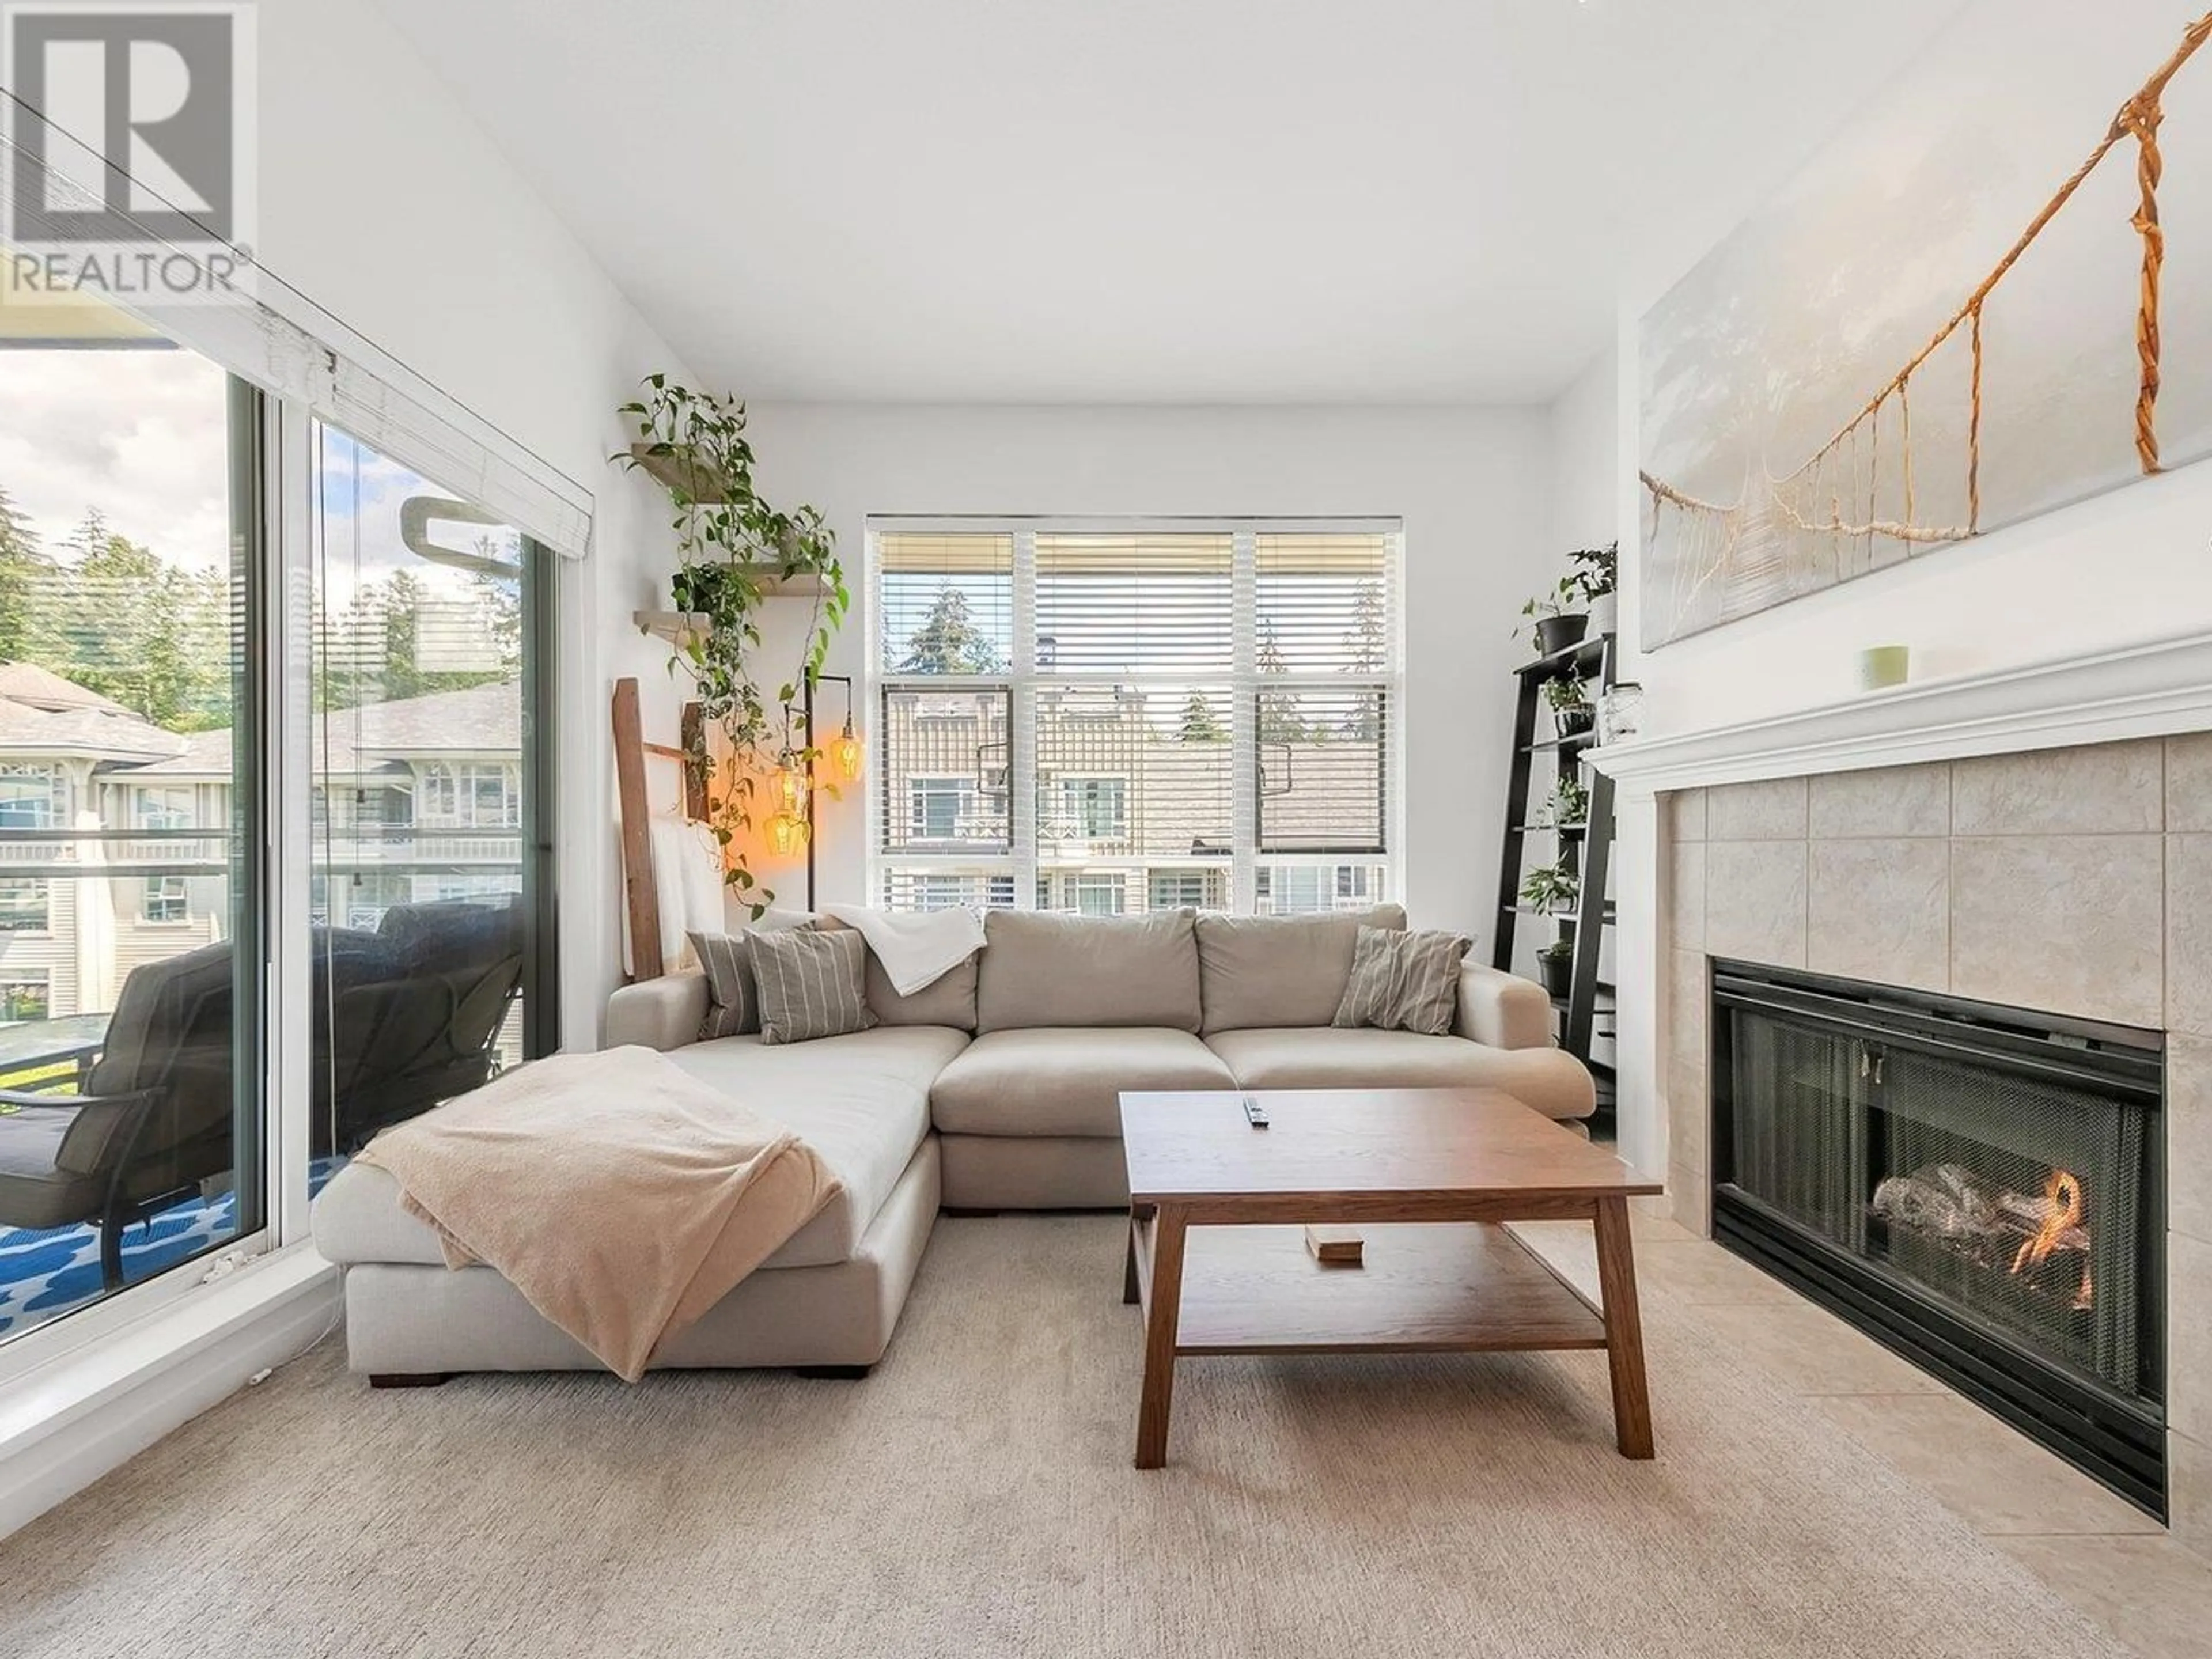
1508,1205,2212,1659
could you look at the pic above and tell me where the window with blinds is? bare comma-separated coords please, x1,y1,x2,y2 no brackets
871,521,1399,915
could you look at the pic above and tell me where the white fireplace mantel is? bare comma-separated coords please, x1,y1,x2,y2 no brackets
1589,627,2212,797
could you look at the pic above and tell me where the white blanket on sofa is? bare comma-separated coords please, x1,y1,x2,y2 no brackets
357,1046,840,1382
822,903,986,995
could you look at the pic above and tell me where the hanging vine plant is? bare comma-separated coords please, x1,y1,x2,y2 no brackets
615,374,850,915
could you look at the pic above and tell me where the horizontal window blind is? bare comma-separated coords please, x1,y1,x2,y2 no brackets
872,521,1400,916
1035,533,1231,673
1256,533,1392,674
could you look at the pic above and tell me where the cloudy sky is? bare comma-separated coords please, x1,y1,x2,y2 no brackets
0,340,520,619
0,344,232,569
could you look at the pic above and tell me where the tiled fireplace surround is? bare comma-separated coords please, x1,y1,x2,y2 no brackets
1655,733,2212,1552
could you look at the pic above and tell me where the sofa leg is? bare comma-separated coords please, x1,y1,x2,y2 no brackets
369,1372,455,1389
792,1364,872,1381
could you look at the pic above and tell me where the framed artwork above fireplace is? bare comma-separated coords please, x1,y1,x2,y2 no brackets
1638,3,2212,647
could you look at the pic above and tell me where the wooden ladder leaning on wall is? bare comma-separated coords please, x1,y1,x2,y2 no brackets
610,677,710,983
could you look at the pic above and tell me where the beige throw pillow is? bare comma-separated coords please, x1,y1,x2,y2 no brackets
688,929,760,1040
1332,926,1471,1036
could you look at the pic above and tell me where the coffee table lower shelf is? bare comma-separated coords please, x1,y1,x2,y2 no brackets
1126,1210,1652,1468
1128,1219,1608,1355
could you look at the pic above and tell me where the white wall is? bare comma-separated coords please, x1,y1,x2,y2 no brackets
732,403,1557,942
255,0,690,1044
1548,346,1619,554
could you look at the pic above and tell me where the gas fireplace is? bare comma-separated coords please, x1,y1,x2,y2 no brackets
1710,961,2165,1517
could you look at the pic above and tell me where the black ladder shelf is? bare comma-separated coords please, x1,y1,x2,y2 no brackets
1492,630,1617,1115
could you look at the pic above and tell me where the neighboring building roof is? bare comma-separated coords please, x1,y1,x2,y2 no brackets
0,661,130,714
119,726,233,781
343,680,524,760
121,679,524,781
0,662,186,763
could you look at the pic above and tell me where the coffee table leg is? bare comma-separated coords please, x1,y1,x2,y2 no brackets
1134,1206,1188,1469
1123,1205,1152,1305
1593,1196,1654,1459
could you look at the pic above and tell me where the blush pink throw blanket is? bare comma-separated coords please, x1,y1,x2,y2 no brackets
357,1045,841,1382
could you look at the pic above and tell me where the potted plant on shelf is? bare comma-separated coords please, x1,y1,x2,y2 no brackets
1520,577,1588,657
1570,541,1618,635
1536,938,1577,999
1546,674,1595,740
615,374,852,916
1520,862,1578,917
1520,863,1580,998
1545,774,1590,839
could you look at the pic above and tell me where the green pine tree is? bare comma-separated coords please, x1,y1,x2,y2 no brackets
1256,618,1307,745
1177,691,1226,743
1342,581,1385,673
63,520,226,726
1337,581,1385,740
0,486,52,666
893,583,1003,675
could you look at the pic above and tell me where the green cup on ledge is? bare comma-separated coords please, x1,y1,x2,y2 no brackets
1855,645,1911,691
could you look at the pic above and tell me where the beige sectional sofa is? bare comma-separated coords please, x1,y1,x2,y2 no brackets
312,906,1592,1380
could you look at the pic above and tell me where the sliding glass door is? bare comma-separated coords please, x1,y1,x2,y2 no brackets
0,323,560,1351
307,423,555,1169
0,310,264,1342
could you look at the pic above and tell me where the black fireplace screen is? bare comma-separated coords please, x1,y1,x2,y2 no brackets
1727,1009,2151,1396
1711,962,2165,1513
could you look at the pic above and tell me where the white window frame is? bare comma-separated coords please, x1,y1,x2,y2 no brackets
142,874,191,924
419,760,520,829
1068,872,1127,916
0,765,63,829
867,516,1403,914
135,786,193,830
0,877,50,934
0,971,52,1024
1051,774,1128,842
906,774,975,843
1146,869,1213,910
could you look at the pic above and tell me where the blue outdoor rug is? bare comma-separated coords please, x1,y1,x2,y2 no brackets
0,1158,342,1340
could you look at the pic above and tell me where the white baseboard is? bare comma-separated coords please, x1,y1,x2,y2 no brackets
0,1246,340,1539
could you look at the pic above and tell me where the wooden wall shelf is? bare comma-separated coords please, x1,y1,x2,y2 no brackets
632,575,833,645
627,442,731,502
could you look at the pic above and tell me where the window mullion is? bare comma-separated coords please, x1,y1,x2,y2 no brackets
266,395,316,1249
1230,526,1257,912
1010,529,1038,908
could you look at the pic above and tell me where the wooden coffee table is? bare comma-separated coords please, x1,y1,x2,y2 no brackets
1118,1087,1663,1469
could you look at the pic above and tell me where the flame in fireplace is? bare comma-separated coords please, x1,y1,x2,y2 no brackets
2010,1168,2093,1311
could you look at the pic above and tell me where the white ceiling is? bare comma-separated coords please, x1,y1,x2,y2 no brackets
371,0,1969,405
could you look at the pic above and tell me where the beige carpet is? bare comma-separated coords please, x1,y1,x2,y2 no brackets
0,1216,2131,1658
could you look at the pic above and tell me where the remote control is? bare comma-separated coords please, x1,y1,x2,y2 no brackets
1242,1094,1270,1129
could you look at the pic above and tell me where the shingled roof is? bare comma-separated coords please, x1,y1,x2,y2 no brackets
0,664,186,763
122,679,524,779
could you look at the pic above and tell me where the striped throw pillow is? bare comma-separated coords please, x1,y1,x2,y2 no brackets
748,926,878,1045
688,929,760,1040
1332,926,1471,1036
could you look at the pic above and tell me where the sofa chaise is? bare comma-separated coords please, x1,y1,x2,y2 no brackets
312,906,1593,1381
